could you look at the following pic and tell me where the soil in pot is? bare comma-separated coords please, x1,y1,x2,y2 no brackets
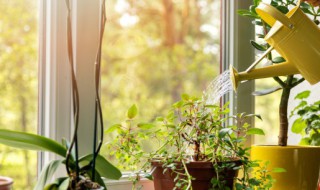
151,160,241,190
0,176,13,190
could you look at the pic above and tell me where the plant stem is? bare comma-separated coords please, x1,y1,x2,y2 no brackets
92,0,107,181
65,0,80,182
278,76,294,146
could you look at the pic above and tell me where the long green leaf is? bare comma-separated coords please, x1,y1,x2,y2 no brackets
34,160,63,190
247,128,265,135
79,154,122,180
58,178,70,190
0,129,67,157
43,177,68,190
87,169,107,190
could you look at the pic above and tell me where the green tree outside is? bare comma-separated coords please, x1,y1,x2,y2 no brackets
0,0,38,189
101,0,220,168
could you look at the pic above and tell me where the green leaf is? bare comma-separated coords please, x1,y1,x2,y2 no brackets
173,100,184,108
127,104,138,119
79,154,122,180
58,178,69,190
137,123,155,130
0,129,67,157
295,91,311,100
299,137,311,145
144,173,153,180
237,9,258,18
35,160,63,190
43,177,69,190
181,93,190,101
292,118,307,134
105,124,122,134
301,8,313,15
247,128,265,135
44,184,59,190
62,139,75,160
272,168,286,173
249,5,257,15
300,2,311,9
250,40,267,51
276,6,289,14
156,117,165,122
86,169,107,189
219,128,231,138
272,57,286,63
311,133,320,146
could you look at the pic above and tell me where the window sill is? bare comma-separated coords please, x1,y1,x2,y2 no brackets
105,178,154,190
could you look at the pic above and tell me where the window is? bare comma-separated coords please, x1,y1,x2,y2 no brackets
0,0,39,189
38,0,255,188
0,0,254,189
100,0,221,169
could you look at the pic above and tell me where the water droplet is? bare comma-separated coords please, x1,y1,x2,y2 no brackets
203,70,232,105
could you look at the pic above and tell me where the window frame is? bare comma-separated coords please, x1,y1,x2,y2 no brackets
38,0,255,188
221,0,255,146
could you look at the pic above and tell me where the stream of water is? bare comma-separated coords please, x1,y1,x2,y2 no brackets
203,70,233,105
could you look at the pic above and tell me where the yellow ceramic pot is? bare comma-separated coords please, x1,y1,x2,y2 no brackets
251,145,320,190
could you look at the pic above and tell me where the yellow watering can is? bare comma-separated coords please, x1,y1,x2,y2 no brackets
231,0,320,90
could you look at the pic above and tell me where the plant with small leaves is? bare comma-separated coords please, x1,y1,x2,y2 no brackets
105,104,160,189
107,94,273,190
290,90,320,146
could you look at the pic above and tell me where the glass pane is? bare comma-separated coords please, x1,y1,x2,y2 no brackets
101,0,220,169
0,0,39,189
255,79,281,144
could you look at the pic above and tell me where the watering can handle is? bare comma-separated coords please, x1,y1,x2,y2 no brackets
256,3,295,29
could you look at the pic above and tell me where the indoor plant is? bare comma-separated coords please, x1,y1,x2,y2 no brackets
0,0,121,189
106,94,275,190
237,0,320,189
290,90,320,146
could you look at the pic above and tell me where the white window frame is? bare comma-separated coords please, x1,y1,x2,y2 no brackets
38,0,255,188
222,0,255,146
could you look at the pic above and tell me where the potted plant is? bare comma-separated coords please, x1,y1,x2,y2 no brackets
0,0,121,189
0,176,13,190
237,0,320,189
106,94,276,190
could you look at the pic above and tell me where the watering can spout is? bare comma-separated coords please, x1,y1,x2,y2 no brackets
230,63,299,91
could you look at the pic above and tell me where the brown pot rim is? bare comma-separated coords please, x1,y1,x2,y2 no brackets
0,176,13,185
151,159,242,168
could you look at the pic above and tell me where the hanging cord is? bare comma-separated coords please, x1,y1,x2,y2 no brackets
65,0,80,184
92,0,107,181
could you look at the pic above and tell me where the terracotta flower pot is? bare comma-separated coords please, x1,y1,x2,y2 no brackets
151,160,241,190
0,176,13,190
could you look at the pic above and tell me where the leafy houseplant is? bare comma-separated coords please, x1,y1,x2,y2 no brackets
107,94,275,190
237,1,320,189
0,0,121,189
291,90,320,146
238,0,320,146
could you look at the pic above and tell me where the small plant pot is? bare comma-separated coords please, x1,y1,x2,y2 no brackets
151,160,241,190
0,176,13,190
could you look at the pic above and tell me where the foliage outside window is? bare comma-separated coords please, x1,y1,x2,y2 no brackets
0,0,38,189
101,0,221,169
